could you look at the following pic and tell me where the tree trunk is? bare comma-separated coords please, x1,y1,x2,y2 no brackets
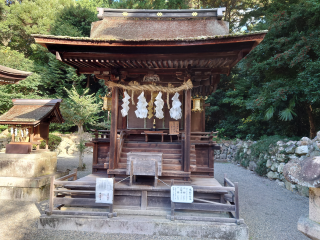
306,105,316,139
78,152,84,169
78,125,84,134
86,75,90,88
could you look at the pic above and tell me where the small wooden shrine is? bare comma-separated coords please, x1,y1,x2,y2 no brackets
0,64,33,85
0,99,64,152
33,8,267,235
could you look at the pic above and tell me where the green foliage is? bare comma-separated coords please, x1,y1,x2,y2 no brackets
40,134,62,151
0,125,8,132
112,0,188,9
60,86,102,133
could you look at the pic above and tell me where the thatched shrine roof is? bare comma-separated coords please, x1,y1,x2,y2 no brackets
0,64,33,85
0,99,64,126
32,8,267,96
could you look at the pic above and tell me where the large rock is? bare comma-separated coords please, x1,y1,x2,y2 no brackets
285,144,296,154
295,146,309,155
283,156,320,188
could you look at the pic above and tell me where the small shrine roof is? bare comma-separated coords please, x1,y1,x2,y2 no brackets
0,64,33,85
0,99,64,125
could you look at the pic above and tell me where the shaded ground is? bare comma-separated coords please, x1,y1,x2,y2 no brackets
0,154,309,240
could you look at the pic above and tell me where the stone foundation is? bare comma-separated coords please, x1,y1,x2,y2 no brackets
39,214,249,240
0,151,65,201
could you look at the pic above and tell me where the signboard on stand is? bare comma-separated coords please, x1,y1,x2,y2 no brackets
171,186,193,203
96,178,114,204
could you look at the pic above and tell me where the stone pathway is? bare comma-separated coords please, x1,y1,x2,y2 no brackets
0,154,310,240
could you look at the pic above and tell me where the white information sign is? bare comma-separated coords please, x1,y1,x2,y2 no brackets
171,186,193,203
95,178,113,204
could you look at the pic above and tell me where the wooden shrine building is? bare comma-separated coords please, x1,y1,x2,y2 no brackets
0,64,33,85
33,8,266,180
0,99,64,152
33,8,267,229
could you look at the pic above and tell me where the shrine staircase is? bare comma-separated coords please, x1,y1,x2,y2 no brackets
108,142,196,180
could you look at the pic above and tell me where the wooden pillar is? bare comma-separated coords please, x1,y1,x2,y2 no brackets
11,127,15,142
184,89,191,172
109,87,118,170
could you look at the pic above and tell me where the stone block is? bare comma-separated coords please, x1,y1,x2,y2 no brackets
248,161,257,171
271,162,279,171
266,160,272,168
285,145,296,154
298,215,320,240
38,214,249,240
309,188,320,223
277,163,285,173
295,146,309,155
0,151,57,177
267,171,279,179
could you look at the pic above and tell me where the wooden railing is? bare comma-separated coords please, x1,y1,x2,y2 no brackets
90,129,111,139
47,169,116,217
168,174,241,224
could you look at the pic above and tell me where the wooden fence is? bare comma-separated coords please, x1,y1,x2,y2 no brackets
47,169,116,218
168,174,242,224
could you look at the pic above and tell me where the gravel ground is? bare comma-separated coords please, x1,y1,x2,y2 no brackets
214,163,309,240
0,155,309,240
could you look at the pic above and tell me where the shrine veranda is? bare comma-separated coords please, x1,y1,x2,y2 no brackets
32,8,266,238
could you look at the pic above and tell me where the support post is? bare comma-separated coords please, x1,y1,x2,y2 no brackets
234,182,239,220
48,176,55,215
109,87,118,169
184,89,191,173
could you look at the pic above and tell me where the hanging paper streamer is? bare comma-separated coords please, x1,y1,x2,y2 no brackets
170,92,182,120
11,128,13,135
21,129,24,137
147,91,154,119
26,128,29,136
135,91,148,118
121,91,131,117
15,128,17,136
155,92,164,119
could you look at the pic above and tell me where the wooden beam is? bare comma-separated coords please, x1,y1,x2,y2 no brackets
184,89,191,173
109,87,119,169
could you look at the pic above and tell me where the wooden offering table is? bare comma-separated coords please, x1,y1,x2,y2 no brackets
142,131,167,142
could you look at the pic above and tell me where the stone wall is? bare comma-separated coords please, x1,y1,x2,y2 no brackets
214,132,320,197
52,132,93,155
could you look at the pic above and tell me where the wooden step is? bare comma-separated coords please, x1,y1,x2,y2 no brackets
108,168,190,178
118,162,182,171
124,142,181,149
120,152,181,159
119,157,182,165
122,148,181,154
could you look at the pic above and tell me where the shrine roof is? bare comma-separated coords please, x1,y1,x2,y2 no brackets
0,99,64,125
0,64,33,85
32,30,267,44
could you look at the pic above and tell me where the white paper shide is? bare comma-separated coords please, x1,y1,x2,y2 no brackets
171,186,193,203
155,92,164,119
95,178,113,204
169,92,182,120
135,91,148,118
121,91,131,117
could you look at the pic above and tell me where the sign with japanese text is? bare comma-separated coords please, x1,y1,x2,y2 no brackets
95,178,113,204
171,186,193,203
169,121,179,135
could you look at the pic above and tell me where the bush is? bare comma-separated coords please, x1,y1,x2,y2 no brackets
40,134,62,151
49,122,77,134
0,125,8,133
